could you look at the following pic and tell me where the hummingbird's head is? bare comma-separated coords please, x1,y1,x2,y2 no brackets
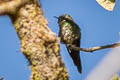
54,14,73,23
61,14,73,20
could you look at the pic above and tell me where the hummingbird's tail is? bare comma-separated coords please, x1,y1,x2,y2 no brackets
69,49,82,73
66,38,82,73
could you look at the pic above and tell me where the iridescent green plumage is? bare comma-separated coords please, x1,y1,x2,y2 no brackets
56,14,82,73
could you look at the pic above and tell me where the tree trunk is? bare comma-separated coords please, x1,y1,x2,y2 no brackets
0,0,68,80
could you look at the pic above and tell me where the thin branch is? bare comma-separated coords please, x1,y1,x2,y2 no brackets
67,43,120,52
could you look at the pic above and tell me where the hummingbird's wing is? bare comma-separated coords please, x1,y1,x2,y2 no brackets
67,38,82,73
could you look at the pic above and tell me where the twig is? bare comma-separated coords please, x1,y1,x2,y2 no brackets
67,43,120,52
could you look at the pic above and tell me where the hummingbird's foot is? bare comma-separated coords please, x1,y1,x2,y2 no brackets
57,37,61,42
58,37,61,41
58,37,64,44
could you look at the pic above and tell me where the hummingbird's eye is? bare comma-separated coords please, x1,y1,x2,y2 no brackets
59,18,62,21
58,17,65,21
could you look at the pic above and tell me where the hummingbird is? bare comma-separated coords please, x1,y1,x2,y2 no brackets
54,14,82,73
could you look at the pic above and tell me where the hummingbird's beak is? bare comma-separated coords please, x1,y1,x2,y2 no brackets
54,16,59,19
